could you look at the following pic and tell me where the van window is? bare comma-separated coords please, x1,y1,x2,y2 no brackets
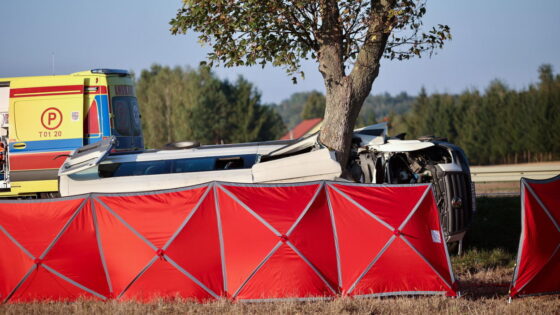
215,157,245,169
112,96,142,136
173,158,215,173
97,154,258,178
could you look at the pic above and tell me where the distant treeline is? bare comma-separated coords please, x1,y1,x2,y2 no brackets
135,65,285,148
135,64,559,165
273,65,560,165
397,65,560,165
275,90,414,129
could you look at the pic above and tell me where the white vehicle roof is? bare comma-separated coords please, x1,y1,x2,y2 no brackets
106,142,287,163
60,137,291,176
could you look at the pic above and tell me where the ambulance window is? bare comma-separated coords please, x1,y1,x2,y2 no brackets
130,98,142,135
113,99,131,135
112,96,142,136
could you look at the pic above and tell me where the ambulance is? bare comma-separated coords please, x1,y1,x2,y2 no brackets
0,69,143,198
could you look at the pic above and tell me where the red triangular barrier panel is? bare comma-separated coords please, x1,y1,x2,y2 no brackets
517,249,560,296
289,187,339,291
0,230,34,301
327,184,396,292
96,187,208,249
0,198,86,258
10,265,102,302
220,183,320,235
511,176,560,298
216,185,280,296
119,258,215,302
235,244,336,300
399,191,454,288
165,190,224,297
93,199,156,297
0,181,458,302
0,197,89,302
351,237,454,296
527,178,560,226
328,184,455,296
330,183,428,229
42,202,110,298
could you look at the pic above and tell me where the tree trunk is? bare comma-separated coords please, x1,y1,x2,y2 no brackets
317,0,393,172
320,76,373,169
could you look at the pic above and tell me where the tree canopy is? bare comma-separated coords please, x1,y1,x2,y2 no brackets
171,0,450,168
171,0,449,78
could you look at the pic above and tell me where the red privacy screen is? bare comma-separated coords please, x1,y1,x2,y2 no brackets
510,175,560,298
0,181,457,302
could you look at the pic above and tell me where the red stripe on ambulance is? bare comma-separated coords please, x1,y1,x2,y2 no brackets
10,85,84,98
9,151,71,171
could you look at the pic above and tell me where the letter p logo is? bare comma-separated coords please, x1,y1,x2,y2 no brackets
41,107,63,130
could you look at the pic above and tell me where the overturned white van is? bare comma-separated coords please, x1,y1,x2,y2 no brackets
59,123,475,245
58,136,341,196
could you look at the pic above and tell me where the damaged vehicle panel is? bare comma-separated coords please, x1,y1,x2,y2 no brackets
58,122,475,243
350,124,476,243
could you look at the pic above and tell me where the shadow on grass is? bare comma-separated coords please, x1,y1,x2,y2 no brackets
458,280,510,299
450,197,521,299
465,197,521,253
452,197,521,264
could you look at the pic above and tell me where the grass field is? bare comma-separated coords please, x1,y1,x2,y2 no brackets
2,197,559,314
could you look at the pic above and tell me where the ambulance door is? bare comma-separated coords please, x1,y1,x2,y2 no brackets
58,136,115,176
9,78,85,182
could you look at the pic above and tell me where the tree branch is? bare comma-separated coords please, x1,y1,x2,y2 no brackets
317,0,346,83
348,0,395,99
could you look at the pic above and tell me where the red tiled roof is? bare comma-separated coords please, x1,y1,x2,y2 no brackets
280,118,323,140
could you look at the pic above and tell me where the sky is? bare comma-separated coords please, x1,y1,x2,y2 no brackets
1,0,559,104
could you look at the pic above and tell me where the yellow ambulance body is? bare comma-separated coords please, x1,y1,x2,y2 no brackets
0,69,143,197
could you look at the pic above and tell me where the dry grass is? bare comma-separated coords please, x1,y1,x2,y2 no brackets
2,197,558,314
2,287,559,315
475,182,519,195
